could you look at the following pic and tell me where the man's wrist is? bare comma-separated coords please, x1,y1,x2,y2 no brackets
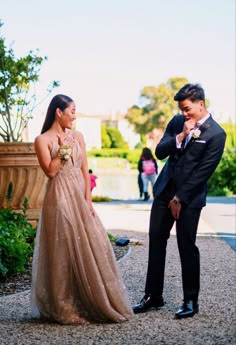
172,196,181,205
177,132,186,143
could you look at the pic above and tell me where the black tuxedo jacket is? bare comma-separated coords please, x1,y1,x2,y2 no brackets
153,114,226,208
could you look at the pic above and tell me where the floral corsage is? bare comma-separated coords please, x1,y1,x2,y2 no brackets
58,144,72,164
191,128,201,139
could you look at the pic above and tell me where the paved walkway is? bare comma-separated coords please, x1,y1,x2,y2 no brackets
94,196,236,250
0,197,235,344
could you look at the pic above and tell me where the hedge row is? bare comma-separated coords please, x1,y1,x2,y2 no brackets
87,148,142,164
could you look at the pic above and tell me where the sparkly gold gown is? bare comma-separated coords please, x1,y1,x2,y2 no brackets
31,133,133,324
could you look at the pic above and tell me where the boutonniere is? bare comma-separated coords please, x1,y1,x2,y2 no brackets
191,128,201,139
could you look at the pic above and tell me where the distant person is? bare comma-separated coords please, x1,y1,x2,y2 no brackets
133,83,226,319
138,147,158,201
31,94,133,324
89,169,97,192
137,172,144,199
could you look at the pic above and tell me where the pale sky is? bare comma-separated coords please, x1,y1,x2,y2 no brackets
1,0,235,132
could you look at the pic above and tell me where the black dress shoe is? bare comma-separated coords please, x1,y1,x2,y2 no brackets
133,294,164,314
175,300,199,319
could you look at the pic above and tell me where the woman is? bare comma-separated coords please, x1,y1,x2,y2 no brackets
138,147,158,201
31,94,133,324
88,169,97,193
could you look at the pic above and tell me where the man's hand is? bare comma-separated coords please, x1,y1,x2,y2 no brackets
177,119,197,144
168,196,181,220
183,119,196,135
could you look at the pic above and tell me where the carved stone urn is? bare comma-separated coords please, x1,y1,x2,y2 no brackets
0,142,48,220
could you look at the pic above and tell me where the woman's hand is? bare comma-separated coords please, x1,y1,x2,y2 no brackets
86,199,95,217
57,134,74,147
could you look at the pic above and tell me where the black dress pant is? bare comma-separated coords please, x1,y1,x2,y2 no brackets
145,194,201,302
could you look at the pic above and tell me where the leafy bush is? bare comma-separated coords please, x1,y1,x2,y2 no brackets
87,148,130,158
207,149,236,196
102,126,129,149
107,233,117,242
101,125,112,148
126,149,142,165
221,123,236,150
0,208,36,279
87,148,144,170
87,148,141,160
92,195,112,202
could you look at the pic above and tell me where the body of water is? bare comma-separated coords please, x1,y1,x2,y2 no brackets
92,170,155,200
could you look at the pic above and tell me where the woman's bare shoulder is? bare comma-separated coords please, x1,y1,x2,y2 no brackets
34,132,52,148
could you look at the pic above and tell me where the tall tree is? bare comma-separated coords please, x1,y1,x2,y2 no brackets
126,77,189,135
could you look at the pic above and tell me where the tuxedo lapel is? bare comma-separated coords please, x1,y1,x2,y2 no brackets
183,115,213,150
198,115,213,134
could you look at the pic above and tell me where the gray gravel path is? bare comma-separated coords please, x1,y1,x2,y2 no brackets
0,229,235,345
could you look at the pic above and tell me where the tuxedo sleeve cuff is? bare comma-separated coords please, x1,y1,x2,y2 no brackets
176,136,182,149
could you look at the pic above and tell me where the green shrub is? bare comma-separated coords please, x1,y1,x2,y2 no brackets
0,208,36,279
87,148,142,160
126,149,142,165
103,126,129,149
209,186,233,197
208,149,236,196
101,125,112,148
87,148,130,158
107,233,117,242
221,123,236,150
92,195,112,202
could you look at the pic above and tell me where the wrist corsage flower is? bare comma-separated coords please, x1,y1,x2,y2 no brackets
191,128,201,139
58,144,72,164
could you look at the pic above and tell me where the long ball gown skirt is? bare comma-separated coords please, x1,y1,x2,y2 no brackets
31,133,133,324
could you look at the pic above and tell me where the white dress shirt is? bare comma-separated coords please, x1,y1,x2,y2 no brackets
176,113,210,149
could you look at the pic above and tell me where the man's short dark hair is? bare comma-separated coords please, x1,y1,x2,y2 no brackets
174,83,205,102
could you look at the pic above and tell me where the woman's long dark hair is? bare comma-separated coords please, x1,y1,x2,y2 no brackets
41,94,74,134
140,147,154,160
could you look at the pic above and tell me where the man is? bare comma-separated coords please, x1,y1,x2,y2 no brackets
133,83,226,319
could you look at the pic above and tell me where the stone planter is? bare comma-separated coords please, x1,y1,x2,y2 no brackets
0,142,47,218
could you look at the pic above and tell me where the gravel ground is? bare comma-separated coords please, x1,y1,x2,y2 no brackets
0,230,235,345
